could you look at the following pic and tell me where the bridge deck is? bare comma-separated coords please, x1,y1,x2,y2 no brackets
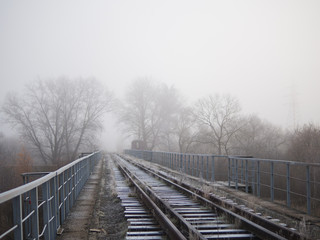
56,155,320,240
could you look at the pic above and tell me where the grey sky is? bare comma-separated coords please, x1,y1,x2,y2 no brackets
1,1,320,149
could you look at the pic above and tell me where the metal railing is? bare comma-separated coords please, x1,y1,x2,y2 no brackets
124,149,320,216
0,151,101,240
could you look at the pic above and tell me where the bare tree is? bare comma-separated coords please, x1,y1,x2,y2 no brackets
119,79,155,149
287,123,320,163
2,77,114,165
119,78,181,151
194,94,242,155
233,115,286,158
174,107,198,153
156,84,182,151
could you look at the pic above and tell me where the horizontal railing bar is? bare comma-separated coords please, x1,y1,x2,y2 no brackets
132,149,320,167
274,187,285,192
0,172,55,204
290,191,308,198
290,176,306,182
260,183,271,187
229,156,320,167
55,153,94,174
311,197,320,202
21,172,51,176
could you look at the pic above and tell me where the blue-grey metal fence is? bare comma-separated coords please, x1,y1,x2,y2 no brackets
124,149,320,216
0,151,101,240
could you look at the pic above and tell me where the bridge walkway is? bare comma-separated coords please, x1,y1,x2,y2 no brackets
56,159,103,240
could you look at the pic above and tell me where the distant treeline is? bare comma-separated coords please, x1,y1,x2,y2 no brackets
119,78,320,165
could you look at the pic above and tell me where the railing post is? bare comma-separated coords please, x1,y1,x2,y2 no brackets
173,153,175,169
241,159,244,184
60,173,65,224
70,166,74,208
257,161,260,197
13,195,23,240
228,157,231,187
190,154,194,176
231,158,235,183
52,175,59,238
211,156,215,182
197,155,200,177
245,160,248,193
42,182,50,240
162,152,164,165
177,153,179,170
65,170,70,216
286,163,291,208
251,161,255,194
271,162,274,202
173,153,175,170
307,166,311,215
30,188,39,239
235,159,238,190
76,163,79,198
23,191,31,238
172,153,174,169
201,155,204,178
206,156,209,180
172,153,177,170
171,153,173,169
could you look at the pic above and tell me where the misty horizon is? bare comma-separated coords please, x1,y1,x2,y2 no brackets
1,1,320,151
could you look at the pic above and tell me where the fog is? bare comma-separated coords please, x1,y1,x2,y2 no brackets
1,1,320,151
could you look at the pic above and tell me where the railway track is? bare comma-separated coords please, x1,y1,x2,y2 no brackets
113,164,169,239
111,154,306,240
